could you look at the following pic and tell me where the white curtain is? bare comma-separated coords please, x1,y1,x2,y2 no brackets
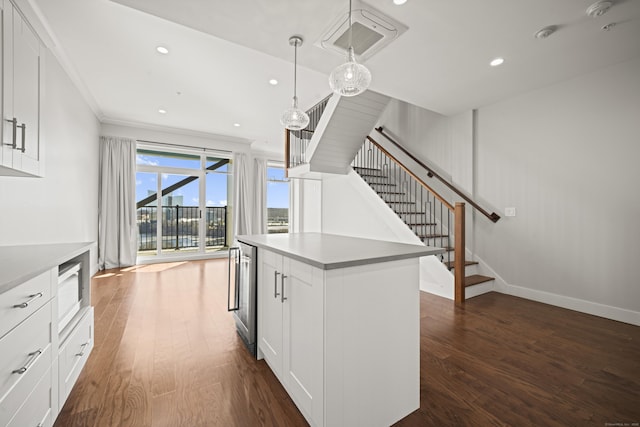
232,152,252,240
253,157,267,235
98,136,137,269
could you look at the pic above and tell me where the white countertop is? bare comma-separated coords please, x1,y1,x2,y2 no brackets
237,233,444,270
0,242,95,294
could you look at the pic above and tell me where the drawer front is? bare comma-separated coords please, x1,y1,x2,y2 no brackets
59,307,93,404
0,269,54,339
7,365,53,427
287,257,316,285
0,303,52,426
261,249,279,266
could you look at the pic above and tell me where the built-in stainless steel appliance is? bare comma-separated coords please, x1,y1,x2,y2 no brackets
228,242,257,357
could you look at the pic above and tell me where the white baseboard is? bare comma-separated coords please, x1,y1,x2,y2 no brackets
463,252,640,326
498,282,640,326
136,250,229,265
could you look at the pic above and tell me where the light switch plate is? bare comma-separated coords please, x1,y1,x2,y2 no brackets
505,207,516,217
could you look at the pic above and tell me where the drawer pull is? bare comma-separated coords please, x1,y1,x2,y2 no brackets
12,349,42,374
13,292,44,309
76,341,90,357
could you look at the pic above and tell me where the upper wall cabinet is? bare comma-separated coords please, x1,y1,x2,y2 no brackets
1,0,43,177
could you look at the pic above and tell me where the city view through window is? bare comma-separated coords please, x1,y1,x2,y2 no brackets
136,148,289,256
267,166,289,233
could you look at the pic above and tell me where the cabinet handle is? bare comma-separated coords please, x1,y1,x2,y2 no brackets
13,292,44,308
274,271,280,298
18,123,26,153
76,341,90,357
4,118,17,148
281,274,288,303
12,349,42,374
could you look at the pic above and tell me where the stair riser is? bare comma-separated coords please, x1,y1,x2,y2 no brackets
356,172,387,178
420,237,450,248
397,213,436,222
364,177,393,184
380,194,411,202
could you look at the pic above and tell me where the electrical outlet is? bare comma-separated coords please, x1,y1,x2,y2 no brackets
505,207,516,217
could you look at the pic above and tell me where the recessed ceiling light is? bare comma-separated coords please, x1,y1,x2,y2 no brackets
490,57,505,67
156,46,169,55
158,108,167,114
269,79,278,85
393,0,407,4
233,123,240,127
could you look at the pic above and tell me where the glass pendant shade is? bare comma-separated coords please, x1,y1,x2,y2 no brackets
280,96,310,130
281,36,309,130
329,48,371,98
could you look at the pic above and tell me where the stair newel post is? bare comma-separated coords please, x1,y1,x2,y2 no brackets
454,202,466,304
284,129,290,176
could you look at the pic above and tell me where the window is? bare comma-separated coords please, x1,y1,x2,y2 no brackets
267,166,289,233
135,146,231,257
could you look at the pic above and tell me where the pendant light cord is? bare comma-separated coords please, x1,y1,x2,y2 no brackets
293,41,298,100
348,0,353,48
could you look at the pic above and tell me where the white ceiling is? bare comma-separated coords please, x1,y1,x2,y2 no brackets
33,0,640,153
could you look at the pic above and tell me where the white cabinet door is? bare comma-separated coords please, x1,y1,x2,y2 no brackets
282,257,324,427
11,4,41,175
1,2,15,170
259,250,284,377
1,1,42,177
258,250,325,427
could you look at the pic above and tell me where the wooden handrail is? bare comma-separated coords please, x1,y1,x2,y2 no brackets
366,136,454,211
375,126,500,223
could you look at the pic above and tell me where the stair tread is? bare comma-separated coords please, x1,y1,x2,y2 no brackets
353,167,381,172
377,191,405,195
406,223,437,226
419,234,448,239
386,201,416,205
464,274,494,287
369,183,397,187
444,260,479,270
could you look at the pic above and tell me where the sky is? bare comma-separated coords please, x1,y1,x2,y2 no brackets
136,153,288,208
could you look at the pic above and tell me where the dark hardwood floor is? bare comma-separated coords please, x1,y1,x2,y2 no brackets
54,259,640,427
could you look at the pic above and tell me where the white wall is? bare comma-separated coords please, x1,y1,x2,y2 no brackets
0,50,100,252
290,178,322,233
321,171,420,244
100,122,253,153
317,57,640,324
473,57,640,323
377,100,474,194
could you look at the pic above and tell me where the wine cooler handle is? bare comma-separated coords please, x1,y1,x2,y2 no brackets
227,247,240,311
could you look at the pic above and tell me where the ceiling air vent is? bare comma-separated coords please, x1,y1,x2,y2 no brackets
316,1,408,62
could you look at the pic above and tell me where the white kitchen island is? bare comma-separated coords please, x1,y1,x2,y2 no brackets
237,233,444,427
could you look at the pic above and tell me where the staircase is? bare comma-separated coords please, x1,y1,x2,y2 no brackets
284,92,500,302
352,136,496,299
287,91,390,178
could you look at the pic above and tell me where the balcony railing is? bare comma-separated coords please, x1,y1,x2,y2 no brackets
137,205,227,252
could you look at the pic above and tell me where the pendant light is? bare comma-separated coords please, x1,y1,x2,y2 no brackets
329,0,371,97
280,36,310,130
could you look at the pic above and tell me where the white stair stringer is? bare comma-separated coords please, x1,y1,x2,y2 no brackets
290,91,390,177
